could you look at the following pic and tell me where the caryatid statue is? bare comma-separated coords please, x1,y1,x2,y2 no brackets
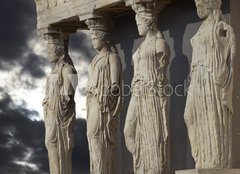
124,1,171,174
85,18,123,174
42,32,78,174
184,0,236,169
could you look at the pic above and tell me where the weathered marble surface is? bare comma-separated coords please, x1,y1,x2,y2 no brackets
184,0,236,169
34,0,125,30
43,32,78,174
124,1,170,174
35,0,70,12
86,18,123,174
176,169,240,174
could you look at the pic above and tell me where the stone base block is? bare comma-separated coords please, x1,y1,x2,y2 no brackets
175,169,240,174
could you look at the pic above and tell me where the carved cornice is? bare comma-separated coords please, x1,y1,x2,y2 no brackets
85,15,114,34
34,0,171,32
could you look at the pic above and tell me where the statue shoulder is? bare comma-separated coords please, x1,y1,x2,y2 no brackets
217,21,236,39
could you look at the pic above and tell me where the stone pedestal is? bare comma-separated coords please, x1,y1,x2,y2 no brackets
176,169,240,174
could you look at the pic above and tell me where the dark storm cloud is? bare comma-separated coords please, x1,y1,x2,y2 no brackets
0,0,48,80
20,52,48,79
0,0,94,79
0,91,48,174
0,89,89,173
20,52,48,80
0,0,36,61
70,32,97,61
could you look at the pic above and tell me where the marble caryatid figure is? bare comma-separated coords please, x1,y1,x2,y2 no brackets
85,18,123,174
184,0,236,169
124,2,170,174
42,33,78,174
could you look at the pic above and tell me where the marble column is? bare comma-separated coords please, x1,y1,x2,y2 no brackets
42,29,78,174
179,0,238,173
84,16,123,174
123,0,171,173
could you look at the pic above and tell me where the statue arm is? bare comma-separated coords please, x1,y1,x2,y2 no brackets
109,53,123,116
222,25,236,112
156,38,170,69
63,67,77,95
155,38,170,85
109,53,121,91
225,26,236,88
61,67,77,104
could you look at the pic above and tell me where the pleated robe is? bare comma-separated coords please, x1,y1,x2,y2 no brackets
43,63,77,174
124,32,170,174
184,19,236,169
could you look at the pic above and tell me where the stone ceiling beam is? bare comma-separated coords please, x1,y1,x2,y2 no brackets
34,0,130,34
35,0,77,32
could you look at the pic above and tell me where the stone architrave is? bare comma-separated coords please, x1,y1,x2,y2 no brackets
176,169,240,174
123,1,171,174
34,0,48,12
34,0,68,11
48,0,68,8
184,0,236,170
47,0,57,8
42,31,78,174
85,17,123,174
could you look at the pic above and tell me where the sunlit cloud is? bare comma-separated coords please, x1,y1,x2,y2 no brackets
14,161,39,172
0,67,44,121
15,148,40,171
28,35,47,58
69,50,90,119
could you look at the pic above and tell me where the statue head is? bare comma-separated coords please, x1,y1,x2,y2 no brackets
194,0,222,19
46,33,64,63
132,2,164,36
90,30,110,51
86,18,117,53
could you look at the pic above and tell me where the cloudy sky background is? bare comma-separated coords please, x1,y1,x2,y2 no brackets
0,0,95,173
